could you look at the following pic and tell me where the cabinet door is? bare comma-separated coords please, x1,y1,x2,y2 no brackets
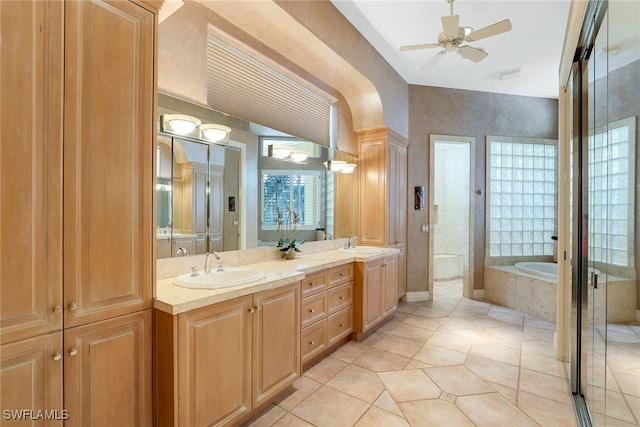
178,296,252,427
0,0,63,344
1,333,64,425
359,137,387,246
252,283,300,408
64,310,152,427
63,0,154,327
383,255,399,318
362,259,384,332
393,143,407,246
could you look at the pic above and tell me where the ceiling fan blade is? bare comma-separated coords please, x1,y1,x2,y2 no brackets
399,43,441,52
421,51,446,70
465,19,512,42
441,14,460,37
458,45,488,63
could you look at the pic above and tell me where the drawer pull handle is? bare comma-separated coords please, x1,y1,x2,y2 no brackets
309,309,315,313
309,341,315,345
69,348,78,356
52,353,62,361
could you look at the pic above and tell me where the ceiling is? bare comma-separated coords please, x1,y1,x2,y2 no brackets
330,0,572,99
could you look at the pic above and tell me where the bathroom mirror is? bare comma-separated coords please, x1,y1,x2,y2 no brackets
157,94,358,258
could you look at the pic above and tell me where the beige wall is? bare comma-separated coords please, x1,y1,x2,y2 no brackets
408,86,558,293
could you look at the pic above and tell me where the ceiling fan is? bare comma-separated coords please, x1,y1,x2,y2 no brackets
399,0,512,70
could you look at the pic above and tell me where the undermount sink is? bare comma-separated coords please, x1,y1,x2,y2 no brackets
173,268,265,289
337,246,384,254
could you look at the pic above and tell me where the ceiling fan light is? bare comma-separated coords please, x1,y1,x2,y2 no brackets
163,114,201,135
200,124,231,143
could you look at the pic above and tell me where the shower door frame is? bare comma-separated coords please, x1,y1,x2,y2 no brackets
427,135,476,300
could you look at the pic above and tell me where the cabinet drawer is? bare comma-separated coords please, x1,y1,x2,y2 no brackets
301,293,327,328
327,307,353,346
328,263,353,288
327,282,353,315
301,319,326,362
300,270,327,298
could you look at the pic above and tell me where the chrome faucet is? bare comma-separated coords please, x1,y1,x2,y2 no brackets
345,235,359,249
204,252,221,274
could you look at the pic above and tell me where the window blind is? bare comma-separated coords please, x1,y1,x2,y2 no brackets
206,35,334,147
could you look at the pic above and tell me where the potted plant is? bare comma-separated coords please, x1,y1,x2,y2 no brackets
276,206,304,259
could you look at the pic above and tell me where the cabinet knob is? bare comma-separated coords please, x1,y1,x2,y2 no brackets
69,348,78,356
309,282,314,287
52,353,62,361
309,309,315,313
339,323,344,327
68,303,77,311
339,273,344,276
53,305,62,314
248,306,258,313
309,341,315,345
340,296,345,300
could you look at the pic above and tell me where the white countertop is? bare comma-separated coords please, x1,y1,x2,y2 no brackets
154,247,399,315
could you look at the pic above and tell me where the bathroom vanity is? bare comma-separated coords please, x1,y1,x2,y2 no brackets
154,247,398,426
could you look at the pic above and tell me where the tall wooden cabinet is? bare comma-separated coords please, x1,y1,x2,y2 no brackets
1,1,158,425
358,128,408,298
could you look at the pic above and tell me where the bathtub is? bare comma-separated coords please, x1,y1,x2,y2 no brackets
515,262,558,281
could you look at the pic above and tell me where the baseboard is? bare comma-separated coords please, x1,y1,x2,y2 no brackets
406,291,429,302
473,289,485,299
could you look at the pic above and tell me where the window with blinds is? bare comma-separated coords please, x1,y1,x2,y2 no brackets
261,170,321,230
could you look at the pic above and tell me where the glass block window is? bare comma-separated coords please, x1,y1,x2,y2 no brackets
487,136,558,257
588,117,635,268
261,170,321,230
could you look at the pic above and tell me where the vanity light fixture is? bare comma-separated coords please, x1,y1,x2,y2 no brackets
269,145,293,159
162,114,201,135
324,160,346,172
340,163,357,174
200,123,231,144
289,151,309,163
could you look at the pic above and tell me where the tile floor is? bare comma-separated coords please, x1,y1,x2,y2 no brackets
244,280,624,426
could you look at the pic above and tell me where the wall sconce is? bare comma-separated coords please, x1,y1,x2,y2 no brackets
200,123,231,144
289,151,309,163
267,145,309,163
324,160,357,174
161,114,201,135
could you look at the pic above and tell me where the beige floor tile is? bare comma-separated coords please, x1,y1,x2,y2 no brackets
354,406,409,427
396,302,421,314
248,404,287,427
303,356,348,384
522,325,556,341
377,369,441,402
485,325,537,342
450,306,490,317
487,381,517,404
590,412,640,427
373,334,423,358
456,393,538,427
330,341,368,363
517,390,578,427
404,359,434,369
424,365,494,396
519,368,573,405
487,311,525,326
402,315,440,331
291,386,370,427
270,413,315,427
414,307,451,318
388,323,434,342
353,348,410,372
448,327,505,346
520,349,567,378
470,342,521,366
399,399,475,427
413,343,468,367
373,390,404,417
276,377,322,411
426,330,471,354
434,317,478,330
465,354,520,389
326,365,385,403
521,339,557,357
611,369,640,398
378,319,404,334
625,394,640,424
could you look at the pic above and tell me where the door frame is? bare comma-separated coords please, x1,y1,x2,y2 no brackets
428,135,475,300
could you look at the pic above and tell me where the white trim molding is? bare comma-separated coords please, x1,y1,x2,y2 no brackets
406,291,430,303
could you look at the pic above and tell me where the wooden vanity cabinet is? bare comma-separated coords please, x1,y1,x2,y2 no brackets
1,0,157,424
155,283,300,427
300,265,354,368
353,255,399,340
358,129,408,299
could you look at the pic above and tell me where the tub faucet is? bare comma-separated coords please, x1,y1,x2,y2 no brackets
345,235,359,249
204,252,221,273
